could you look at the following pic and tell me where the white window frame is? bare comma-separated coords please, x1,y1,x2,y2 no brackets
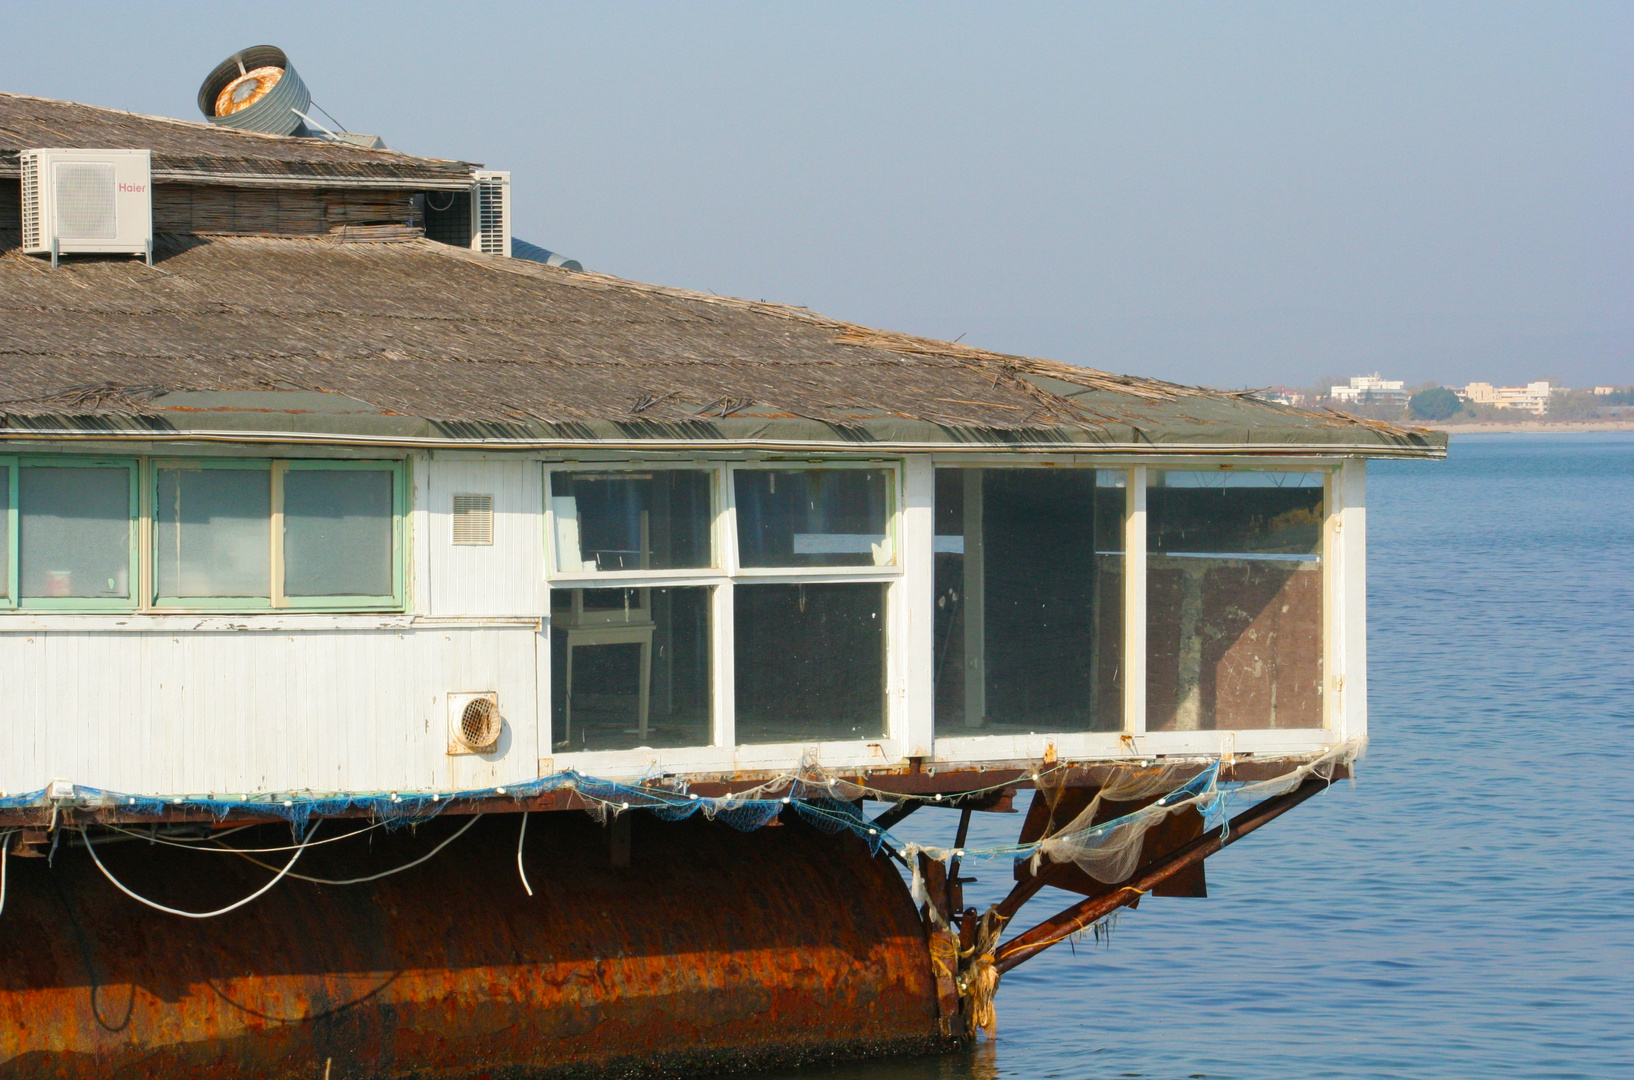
543,458,907,777
926,456,1355,766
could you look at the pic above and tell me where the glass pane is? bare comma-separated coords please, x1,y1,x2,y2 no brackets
550,470,712,572
156,468,271,599
934,469,1124,735
1147,470,1324,731
19,466,131,599
735,582,887,743
0,468,10,599
283,469,394,598
550,585,711,752
734,469,892,568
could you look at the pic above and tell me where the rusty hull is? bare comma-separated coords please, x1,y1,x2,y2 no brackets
0,812,950,1078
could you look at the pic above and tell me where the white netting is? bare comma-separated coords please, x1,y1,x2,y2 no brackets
904,738,1361,891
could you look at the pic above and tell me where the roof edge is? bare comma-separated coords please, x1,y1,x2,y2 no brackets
0,420,1450,459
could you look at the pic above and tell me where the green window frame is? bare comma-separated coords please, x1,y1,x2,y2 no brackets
0,455,406,615
0,457,16,609
275,460,406,611
15,456,140,612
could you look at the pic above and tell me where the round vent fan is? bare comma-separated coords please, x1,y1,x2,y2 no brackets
197,45,312,136
448,692,502,754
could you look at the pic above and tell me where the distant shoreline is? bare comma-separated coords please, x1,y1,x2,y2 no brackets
1423,420,1634,434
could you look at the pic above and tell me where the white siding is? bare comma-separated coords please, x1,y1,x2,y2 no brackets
425,455,547,617
0,621,540,796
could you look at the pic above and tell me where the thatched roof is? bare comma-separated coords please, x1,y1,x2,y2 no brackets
0,93,475,187
0,227,1443,456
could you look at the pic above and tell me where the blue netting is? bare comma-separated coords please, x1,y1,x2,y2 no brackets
7,771,891,849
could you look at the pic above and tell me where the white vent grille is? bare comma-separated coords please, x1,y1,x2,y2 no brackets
472,170,511,257
53,162,117,239
452,494,495,545
448,692,502,753
20,154,40,250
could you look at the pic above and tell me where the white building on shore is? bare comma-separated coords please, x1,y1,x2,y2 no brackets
1330,375,1409,406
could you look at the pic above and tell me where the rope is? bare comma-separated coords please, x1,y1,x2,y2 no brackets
102,821,385,854
225,814,483,886
80,823,314,919
517,811,533,897
0,829,12,918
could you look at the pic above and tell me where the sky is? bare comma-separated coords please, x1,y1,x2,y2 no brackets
5,2,1629,389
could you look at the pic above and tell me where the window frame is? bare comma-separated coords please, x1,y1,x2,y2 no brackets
276,459,406,612
544,462,724,584
726,460,902,578
0,456,16,609
543,459,907,757
0,454,406,615
15,455,140,612
1140,462,1329,734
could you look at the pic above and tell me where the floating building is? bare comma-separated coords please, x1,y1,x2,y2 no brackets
0,53,1445,1079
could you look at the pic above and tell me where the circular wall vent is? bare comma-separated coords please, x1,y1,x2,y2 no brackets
448,692,501,753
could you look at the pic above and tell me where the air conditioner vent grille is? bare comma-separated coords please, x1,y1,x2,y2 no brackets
472,171,511,258
452,494,495,545
20,154,40,251
54,162,117,239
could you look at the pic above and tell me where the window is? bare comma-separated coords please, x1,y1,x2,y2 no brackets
550,585,712,752
546,461,902,752
734,468,893,568
18,459,137,608
734,582,888,743
0,456,404,613
0,458,13,606
155,463,271,602
1146,469,1324,731
549,469,713,573
282,463,399,605
934,468,1124,734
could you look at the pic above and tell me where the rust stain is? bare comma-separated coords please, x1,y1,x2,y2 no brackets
0,813,951,1078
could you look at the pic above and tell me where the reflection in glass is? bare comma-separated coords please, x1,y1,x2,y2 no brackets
19,466,131,599
156,468,271,599
550,470,712,572
1147,470,1324,731
934,469,1124,734
283,469,394,598
735,582,887,743
734,469,893,568
551,585,711,751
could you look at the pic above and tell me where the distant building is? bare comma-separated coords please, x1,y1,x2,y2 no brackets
1463,381,1555,415
1256,387,1308,407
1330,374,1409,405
1593,386,1617,396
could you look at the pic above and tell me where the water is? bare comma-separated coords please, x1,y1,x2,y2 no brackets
747,433,1634,1080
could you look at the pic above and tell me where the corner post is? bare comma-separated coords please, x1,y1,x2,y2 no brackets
1123,466,1147,737
901,455,937,758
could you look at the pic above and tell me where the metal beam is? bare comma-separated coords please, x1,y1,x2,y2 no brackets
993,777,1329,974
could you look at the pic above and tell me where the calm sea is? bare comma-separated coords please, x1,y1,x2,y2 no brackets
746,433,1634,1080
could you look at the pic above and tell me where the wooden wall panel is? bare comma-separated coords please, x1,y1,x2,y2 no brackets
151,184,421,236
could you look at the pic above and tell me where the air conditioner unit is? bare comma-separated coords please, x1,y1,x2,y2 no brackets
21,149,153,265
471,170,511,258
